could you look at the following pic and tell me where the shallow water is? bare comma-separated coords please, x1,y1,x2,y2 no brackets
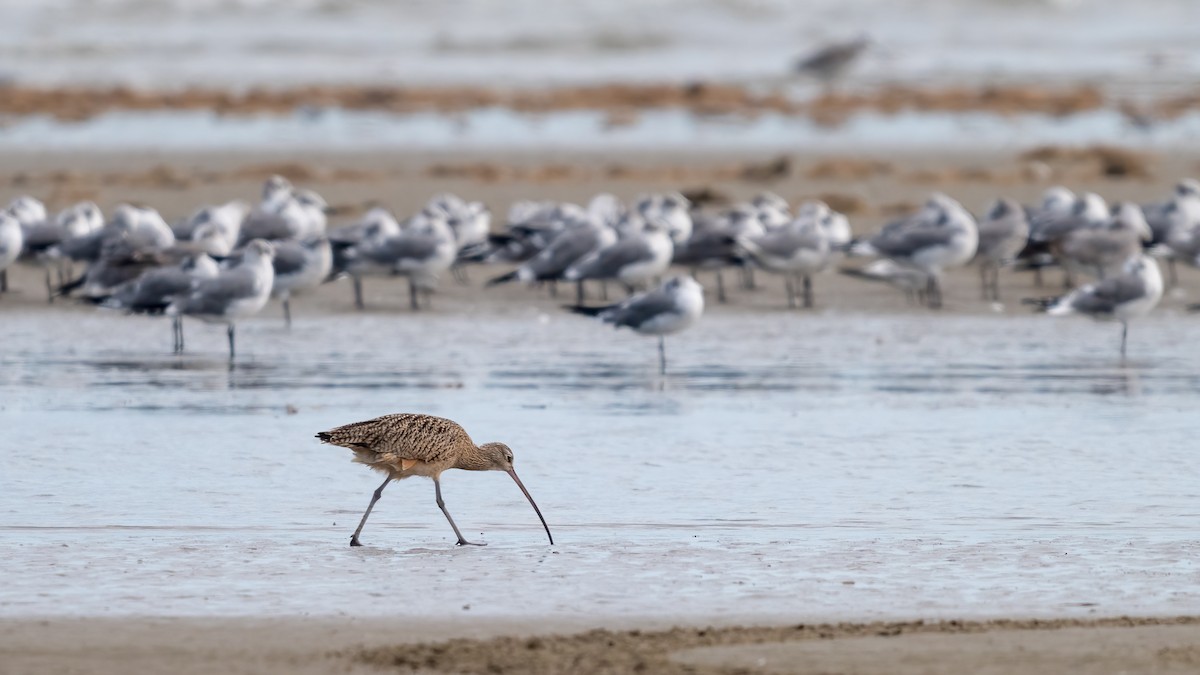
5,107,1200,153
2,306,1199,621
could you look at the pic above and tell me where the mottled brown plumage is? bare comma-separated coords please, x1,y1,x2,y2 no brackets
317,413,553,547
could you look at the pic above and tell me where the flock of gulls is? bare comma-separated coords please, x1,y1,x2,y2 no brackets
1,174,1198,369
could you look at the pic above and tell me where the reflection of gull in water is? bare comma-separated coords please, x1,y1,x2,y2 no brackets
567,275,704,374
168,240,276,361
1026,254,1163,357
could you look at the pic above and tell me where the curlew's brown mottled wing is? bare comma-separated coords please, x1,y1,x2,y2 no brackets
316,413,472,464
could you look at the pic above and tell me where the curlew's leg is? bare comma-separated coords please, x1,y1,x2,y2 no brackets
715,269,726,303
227,324,236,360
350,476,392,547
283,296,292,329
658,335,666,375
434,477,485,546
802,274,813,308
1120,320,1128,358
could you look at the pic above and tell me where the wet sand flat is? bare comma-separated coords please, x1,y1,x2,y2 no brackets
3,616,1200,675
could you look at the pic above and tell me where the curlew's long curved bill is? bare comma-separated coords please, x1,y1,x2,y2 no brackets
506,469,554,545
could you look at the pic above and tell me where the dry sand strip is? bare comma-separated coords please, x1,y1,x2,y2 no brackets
352,616,1200,675
4,615,1198,675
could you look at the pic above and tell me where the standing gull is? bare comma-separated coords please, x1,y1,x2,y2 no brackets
975,197,1030,302
848,193,978,308
567,275,704,374
0,213,22,293
564,220,673,292
92,254,220,353
167,240,276,360
270,237,333,327
736,201,843,309
316,413,553,547
486,215,616,303
1025,254,1163,357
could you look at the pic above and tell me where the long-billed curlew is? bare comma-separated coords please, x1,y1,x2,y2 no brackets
317,413,553,547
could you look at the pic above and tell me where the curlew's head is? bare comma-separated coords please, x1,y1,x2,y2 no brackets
477,441,515,471
477,441,554,545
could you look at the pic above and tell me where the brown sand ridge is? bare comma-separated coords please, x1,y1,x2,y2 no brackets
351,616,1200,675
0,82,1122,123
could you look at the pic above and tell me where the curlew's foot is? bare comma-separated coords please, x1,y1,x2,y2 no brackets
350,536,363,547
456,539,487,547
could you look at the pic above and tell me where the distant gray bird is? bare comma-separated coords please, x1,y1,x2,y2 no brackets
849,193,978,308
1025,254,1163,357
794,35,870,91
564,221,674,292
93,254,220,353
737,205,835,309
270,237,332,327
487,218,616,303
168,240,276,360
1059,202,1151,281
975,198,1030,302
567,275,704,374
0,213,23,293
